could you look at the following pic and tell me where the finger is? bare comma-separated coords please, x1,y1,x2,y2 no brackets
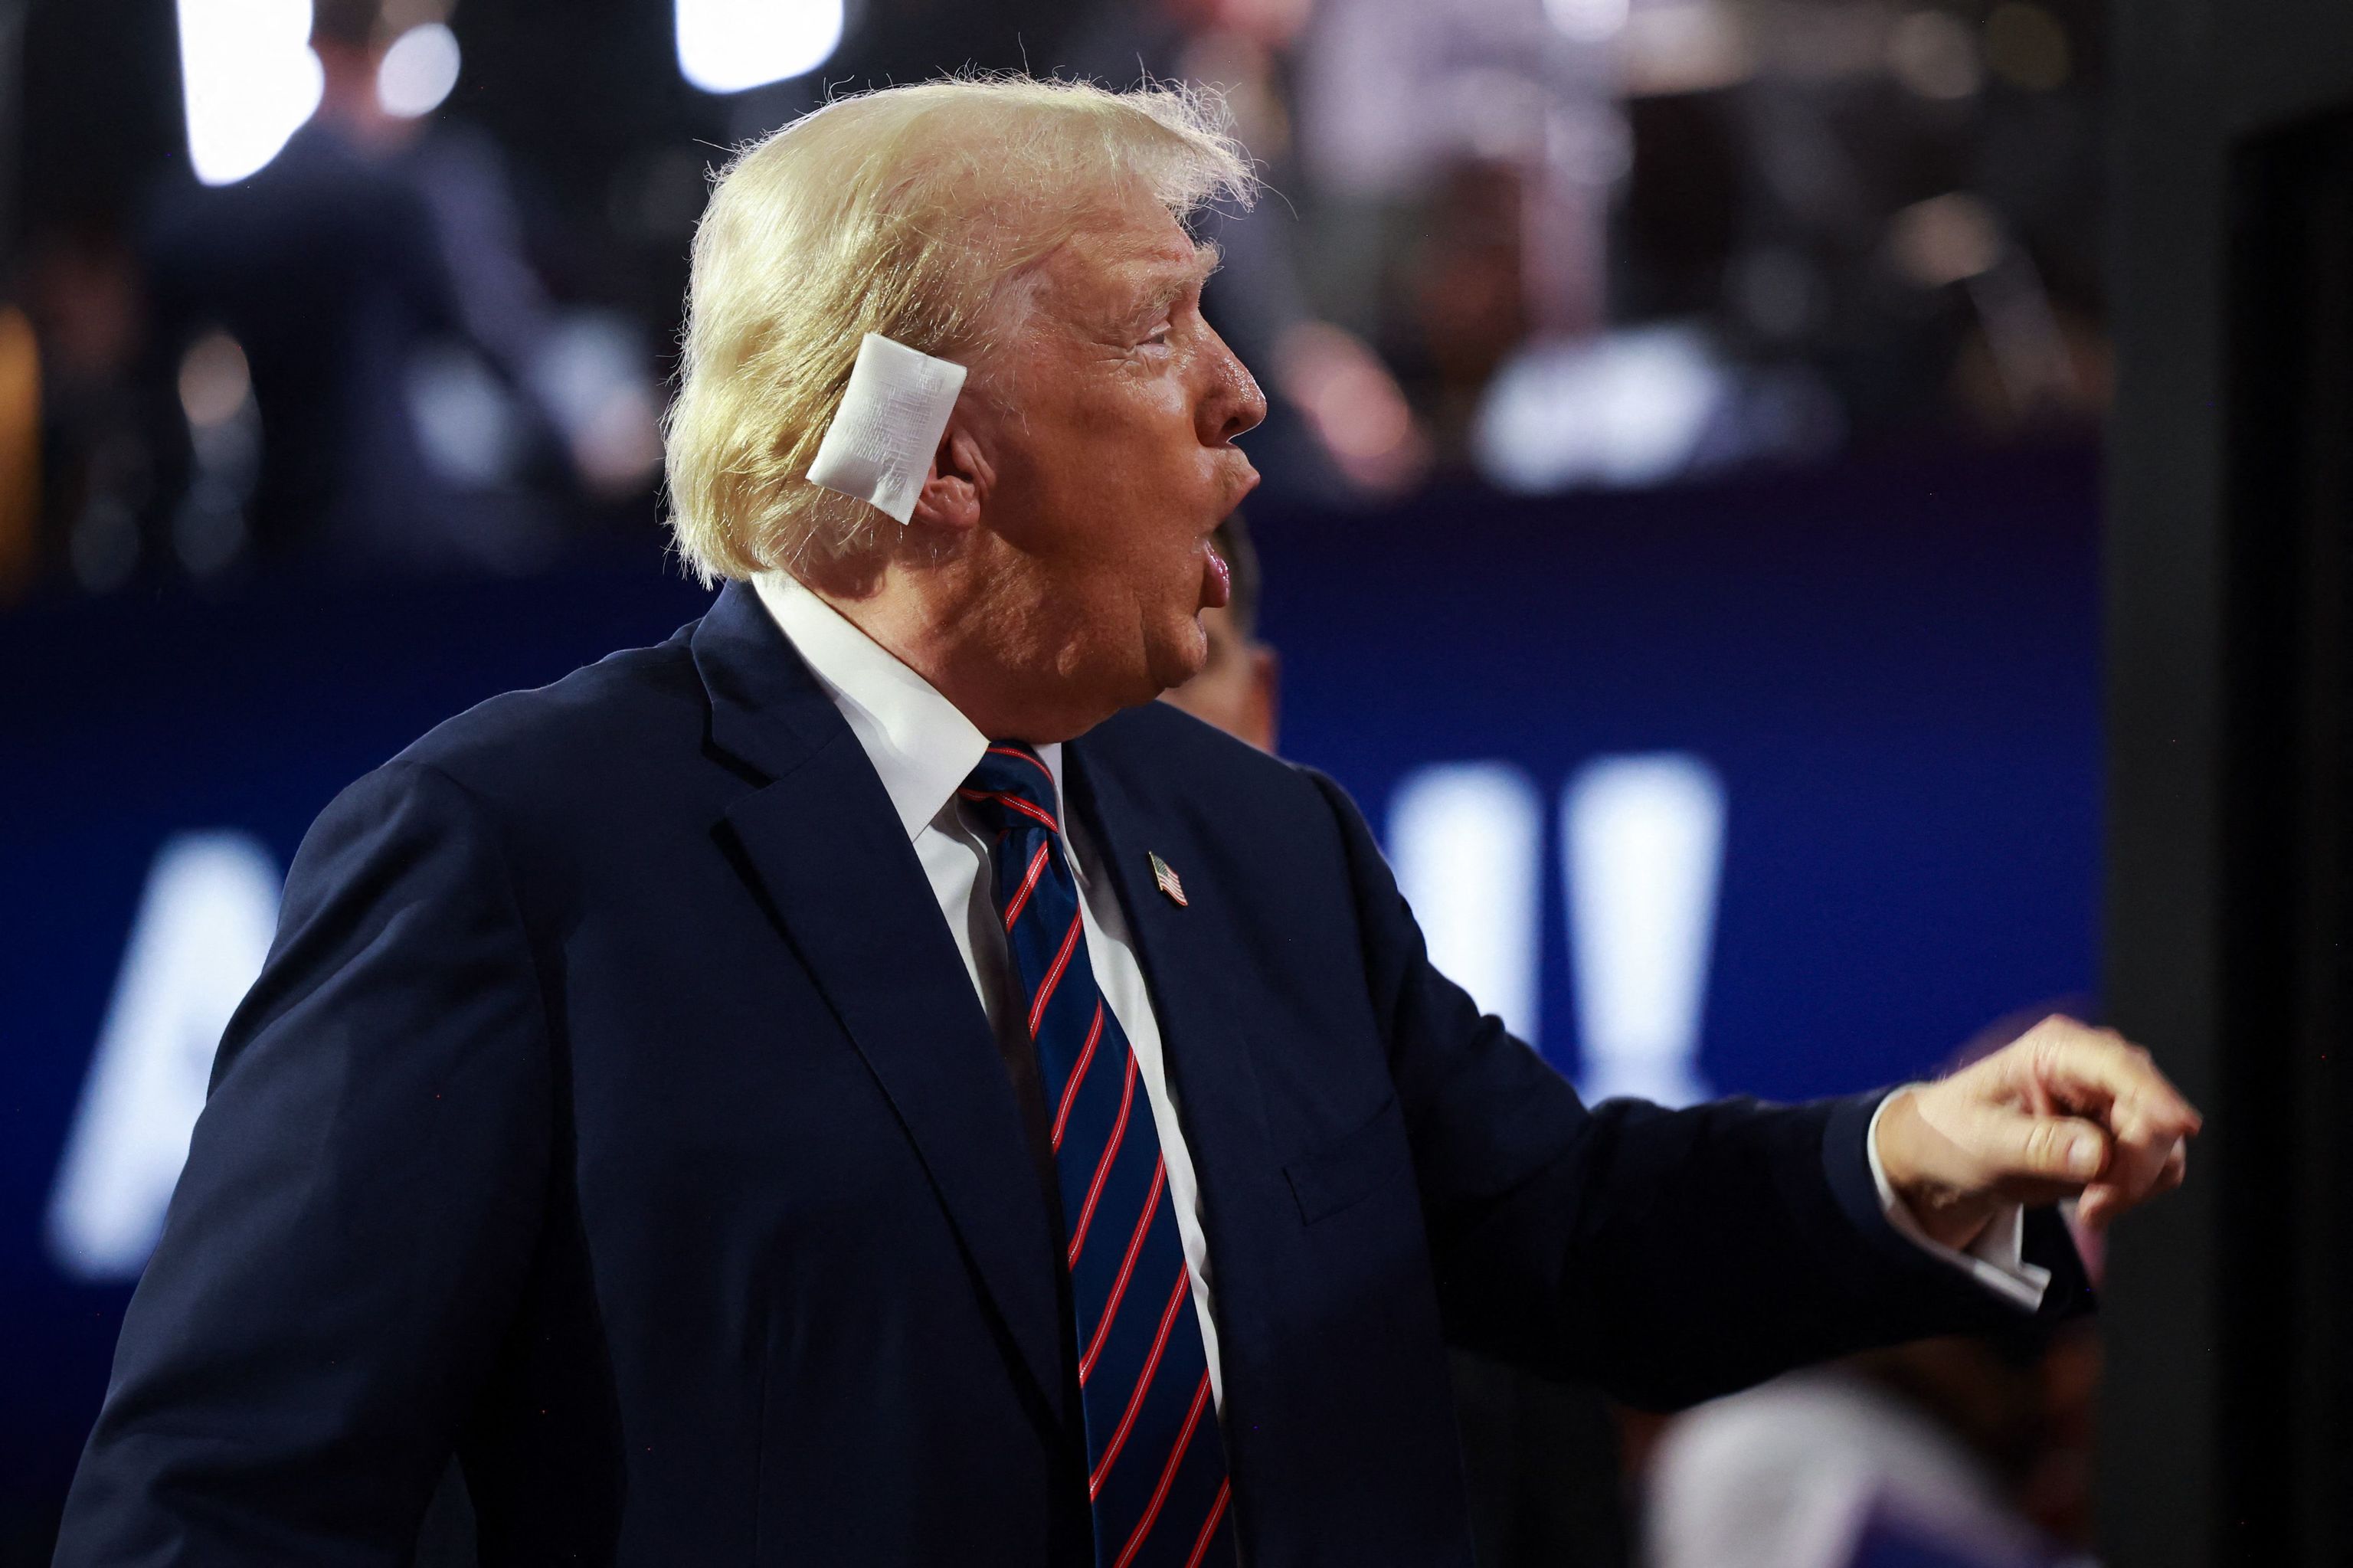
2018,1021,2203,1139
1970,1103,2110,1187
2077,1138,2187,1230
2102,1055,2198,1210
2017,1056,2058,1121
2104,1112,2178,1207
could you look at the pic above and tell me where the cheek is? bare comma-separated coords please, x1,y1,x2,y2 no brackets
1082,365,1215,493
1018,397,1185,537
1003,377,1217,623
1070,486,1206,604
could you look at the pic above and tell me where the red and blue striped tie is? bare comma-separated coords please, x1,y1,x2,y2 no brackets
960,742,1234,1568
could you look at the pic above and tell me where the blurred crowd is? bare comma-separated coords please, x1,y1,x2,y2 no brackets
1,0,2105,607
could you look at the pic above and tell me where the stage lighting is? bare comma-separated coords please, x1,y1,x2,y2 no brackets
675,0,844,94
1545,0,1628,44
378,21,462,119
176,0,323,186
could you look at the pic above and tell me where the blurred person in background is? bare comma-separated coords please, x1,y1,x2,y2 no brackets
1059,0,1431,502
56,77,2194,1567
1277,0,2104,493
1157,514,1278,748
1164,516,1636,1568
20,219,155,598
1642,1324,2099,1568
136,0,659,583
1641,1016,2113,1568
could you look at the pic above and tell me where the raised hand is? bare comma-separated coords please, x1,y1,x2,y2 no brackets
1872,1015,2201,1249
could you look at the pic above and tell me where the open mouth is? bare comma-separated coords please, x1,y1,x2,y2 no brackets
1202,536,1232,609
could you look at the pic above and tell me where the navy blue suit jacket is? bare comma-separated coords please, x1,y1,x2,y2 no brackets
57,581,2088,1566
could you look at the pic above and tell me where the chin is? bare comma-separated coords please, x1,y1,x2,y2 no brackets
1146,617,1212,696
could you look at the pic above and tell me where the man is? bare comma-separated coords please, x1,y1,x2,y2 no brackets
57,78,2195,1566
144,0,654,575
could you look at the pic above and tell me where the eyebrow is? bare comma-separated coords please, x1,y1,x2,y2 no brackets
1130,241,1223,324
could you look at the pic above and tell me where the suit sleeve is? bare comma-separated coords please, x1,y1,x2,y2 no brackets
55,761,552,1566
1301,768,2091,1412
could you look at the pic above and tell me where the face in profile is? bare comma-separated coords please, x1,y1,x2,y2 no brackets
968,190,1268,725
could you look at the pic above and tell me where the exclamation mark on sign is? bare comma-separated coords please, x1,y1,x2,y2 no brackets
1386,762,1544,1050
1563,753,1726,1108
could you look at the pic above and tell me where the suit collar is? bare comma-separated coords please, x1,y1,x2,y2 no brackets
692,579,1071,1423
689,578,846,784
748,570,990,841
713,573,1086,853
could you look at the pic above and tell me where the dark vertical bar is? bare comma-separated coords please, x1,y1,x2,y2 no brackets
2103,2,2353,1558
2099,0,2231,1557
0,0,25,263
2214,114,2345,1564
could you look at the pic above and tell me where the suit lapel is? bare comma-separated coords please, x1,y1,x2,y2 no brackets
693,584,1067,1421
1062,740,1290,1428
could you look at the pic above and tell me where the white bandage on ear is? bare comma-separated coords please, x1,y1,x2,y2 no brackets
804,332,970,525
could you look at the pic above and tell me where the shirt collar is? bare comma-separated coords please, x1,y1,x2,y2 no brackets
750,570,1069,843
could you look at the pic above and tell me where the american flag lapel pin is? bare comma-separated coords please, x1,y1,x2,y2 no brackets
1148,851,1188,908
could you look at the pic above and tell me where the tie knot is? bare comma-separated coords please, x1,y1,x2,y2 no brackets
960,742,1062,836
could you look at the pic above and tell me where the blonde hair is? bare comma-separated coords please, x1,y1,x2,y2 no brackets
663,76,1256,584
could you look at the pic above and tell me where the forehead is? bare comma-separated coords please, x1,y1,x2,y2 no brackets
1039,200,1216,317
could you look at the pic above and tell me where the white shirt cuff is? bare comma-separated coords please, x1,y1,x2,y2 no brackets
1866,1088,2051,1311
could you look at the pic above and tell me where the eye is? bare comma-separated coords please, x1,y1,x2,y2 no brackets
1139,318,1174,350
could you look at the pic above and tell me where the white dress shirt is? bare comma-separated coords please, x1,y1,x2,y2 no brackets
751,571,2050,1407
1865,1095,2048,1310
754,570,1232,1403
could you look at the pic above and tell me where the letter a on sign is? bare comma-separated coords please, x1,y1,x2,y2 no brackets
47,831,282,1281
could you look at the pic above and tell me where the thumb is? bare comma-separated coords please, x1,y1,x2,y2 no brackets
1969,1104,2110,1186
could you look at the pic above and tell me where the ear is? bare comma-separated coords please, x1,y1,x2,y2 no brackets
905,420,992,535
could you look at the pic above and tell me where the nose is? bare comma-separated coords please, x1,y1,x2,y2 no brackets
1196,328,1268,448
